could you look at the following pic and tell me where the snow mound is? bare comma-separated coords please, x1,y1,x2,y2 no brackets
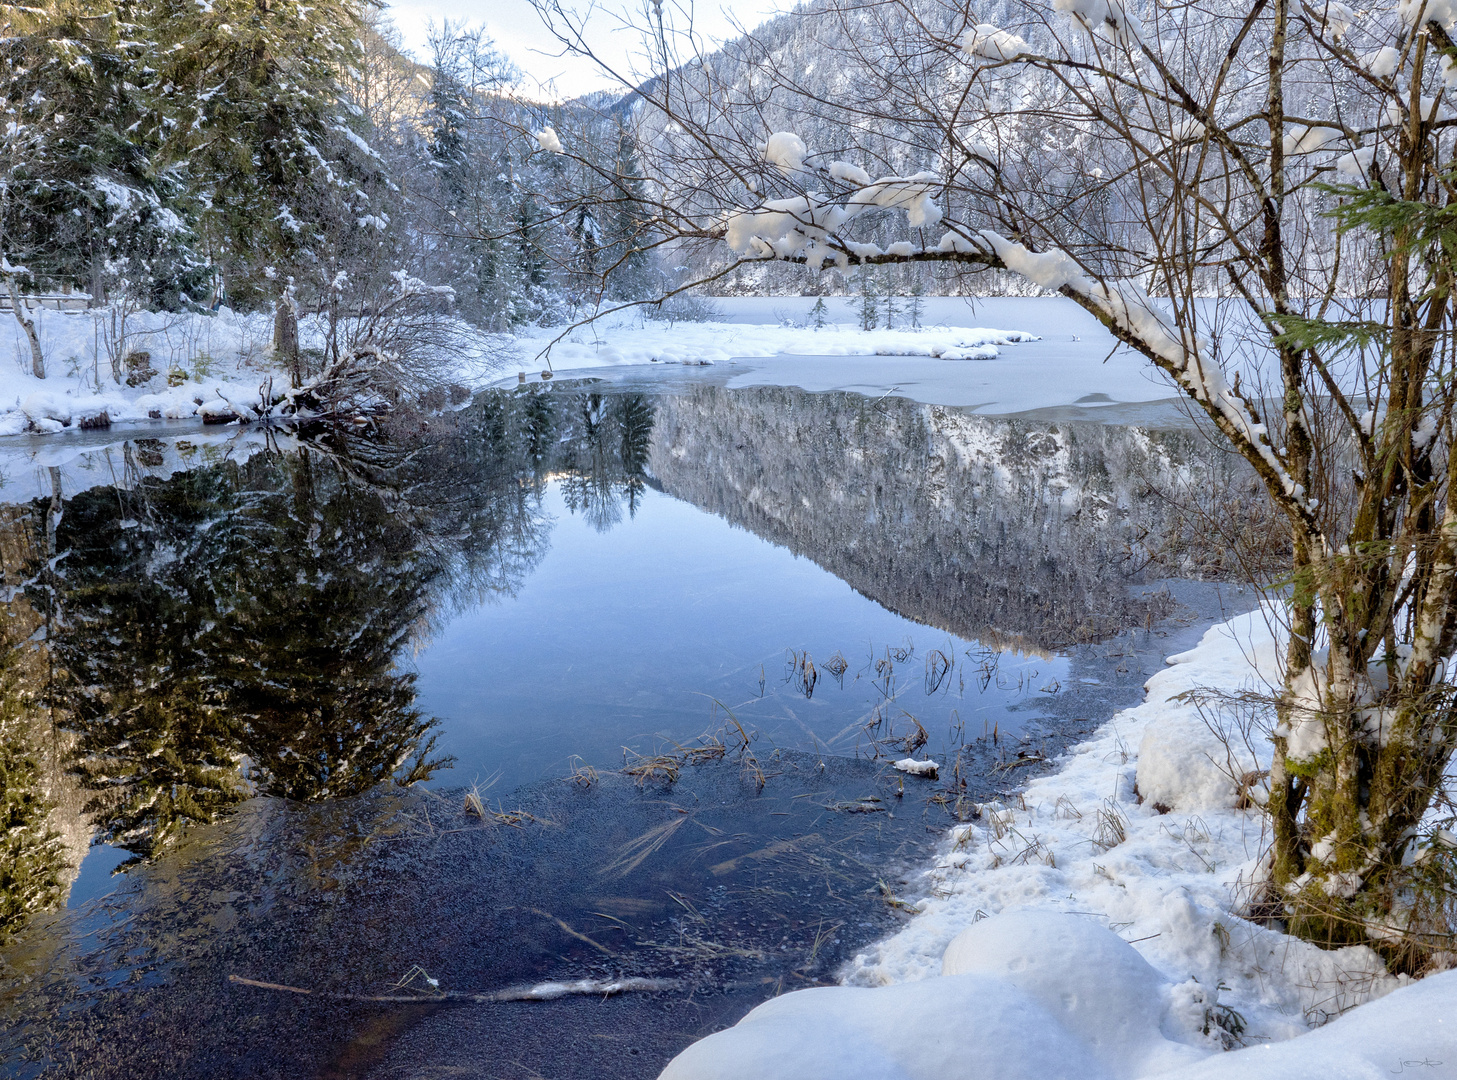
660,967,1117,1080
660,910,1207,1079
1155,967,1457,1078
1133,623,1277,813
941,911,1205,1076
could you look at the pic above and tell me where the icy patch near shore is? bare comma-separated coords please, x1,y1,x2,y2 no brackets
510,317,1036,372
659,610,1417,1079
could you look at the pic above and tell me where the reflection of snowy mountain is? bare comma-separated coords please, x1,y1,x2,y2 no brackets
649,386,1250,649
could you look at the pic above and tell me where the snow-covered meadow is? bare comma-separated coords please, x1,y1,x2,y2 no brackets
660,610,1455,1079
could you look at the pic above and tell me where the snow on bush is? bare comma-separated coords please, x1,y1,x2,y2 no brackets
535,127,563,154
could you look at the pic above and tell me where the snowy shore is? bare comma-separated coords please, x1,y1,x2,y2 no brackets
659,609,1456,1079
0,300,1081,436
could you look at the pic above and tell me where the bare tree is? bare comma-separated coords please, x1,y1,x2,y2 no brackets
535,0,1457,963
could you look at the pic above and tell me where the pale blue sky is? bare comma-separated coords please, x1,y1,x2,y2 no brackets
384,0,788,98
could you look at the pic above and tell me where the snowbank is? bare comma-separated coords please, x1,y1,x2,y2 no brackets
0,306,502,436
660,610,1418,1079
511,315,1037,372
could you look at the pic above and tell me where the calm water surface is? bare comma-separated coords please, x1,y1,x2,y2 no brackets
0,380,1246,1078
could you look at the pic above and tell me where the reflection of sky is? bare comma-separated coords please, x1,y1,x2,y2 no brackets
413,481,1067,794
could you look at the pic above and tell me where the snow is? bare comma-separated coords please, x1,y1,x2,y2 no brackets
763,131,809,174
892,758,939,778
1335,146,1375,178
847,172,943,229
1281,126,1343,157
659,609,1416,1079
722,171,942,262
535,127,563,154
1301,0,1354,37
1361,46,1400,78
507,297,1179,414
511,311,1035,371
0,305,499,437
962,23,1029,61
1053,0,1144,43
1399,0,1457,29
827,160,872,186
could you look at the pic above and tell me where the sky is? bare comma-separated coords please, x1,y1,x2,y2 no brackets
383,0,789,99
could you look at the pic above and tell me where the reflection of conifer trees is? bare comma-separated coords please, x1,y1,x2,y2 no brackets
33,425,552,858
217,452,448,802
555,390,656,530
46,466,249,858
648,386,1240,649
0,631,67,937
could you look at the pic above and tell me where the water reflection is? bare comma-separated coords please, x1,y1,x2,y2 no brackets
648,385,1230,649
0,380,1245,954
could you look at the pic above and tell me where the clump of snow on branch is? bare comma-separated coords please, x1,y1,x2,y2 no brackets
828,160,872,186
1383,97,1452,126
763,131,809,175
535,127,563,154
1282,125,1343,156
1302,0,1354,37
847,173,943,228
1398,0,1457,28
1360,46,1400,78
1168,117,1205,143
1051,0,1144,44
721,149,942,265
962,23,1029,60
1336,146,1375,178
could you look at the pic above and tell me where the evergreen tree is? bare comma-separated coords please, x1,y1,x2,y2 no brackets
857,268,878,331
810,296,828,330
906,274,924,330
141,0,376,348
606,121,655,300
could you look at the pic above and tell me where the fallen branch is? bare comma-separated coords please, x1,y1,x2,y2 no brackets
227,973,676,1003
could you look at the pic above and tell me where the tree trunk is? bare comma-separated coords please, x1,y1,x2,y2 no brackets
273,294,300,388
6,276,45,379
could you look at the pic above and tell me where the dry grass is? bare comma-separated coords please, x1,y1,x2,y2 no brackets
1092,799,1129,852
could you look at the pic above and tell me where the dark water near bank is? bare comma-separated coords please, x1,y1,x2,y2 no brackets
0,381,1256,1078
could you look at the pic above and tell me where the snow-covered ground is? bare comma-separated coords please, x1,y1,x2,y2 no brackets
0,296,1178,436
0,306,499,436
507,297,1177,412
659,609,1454,1079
